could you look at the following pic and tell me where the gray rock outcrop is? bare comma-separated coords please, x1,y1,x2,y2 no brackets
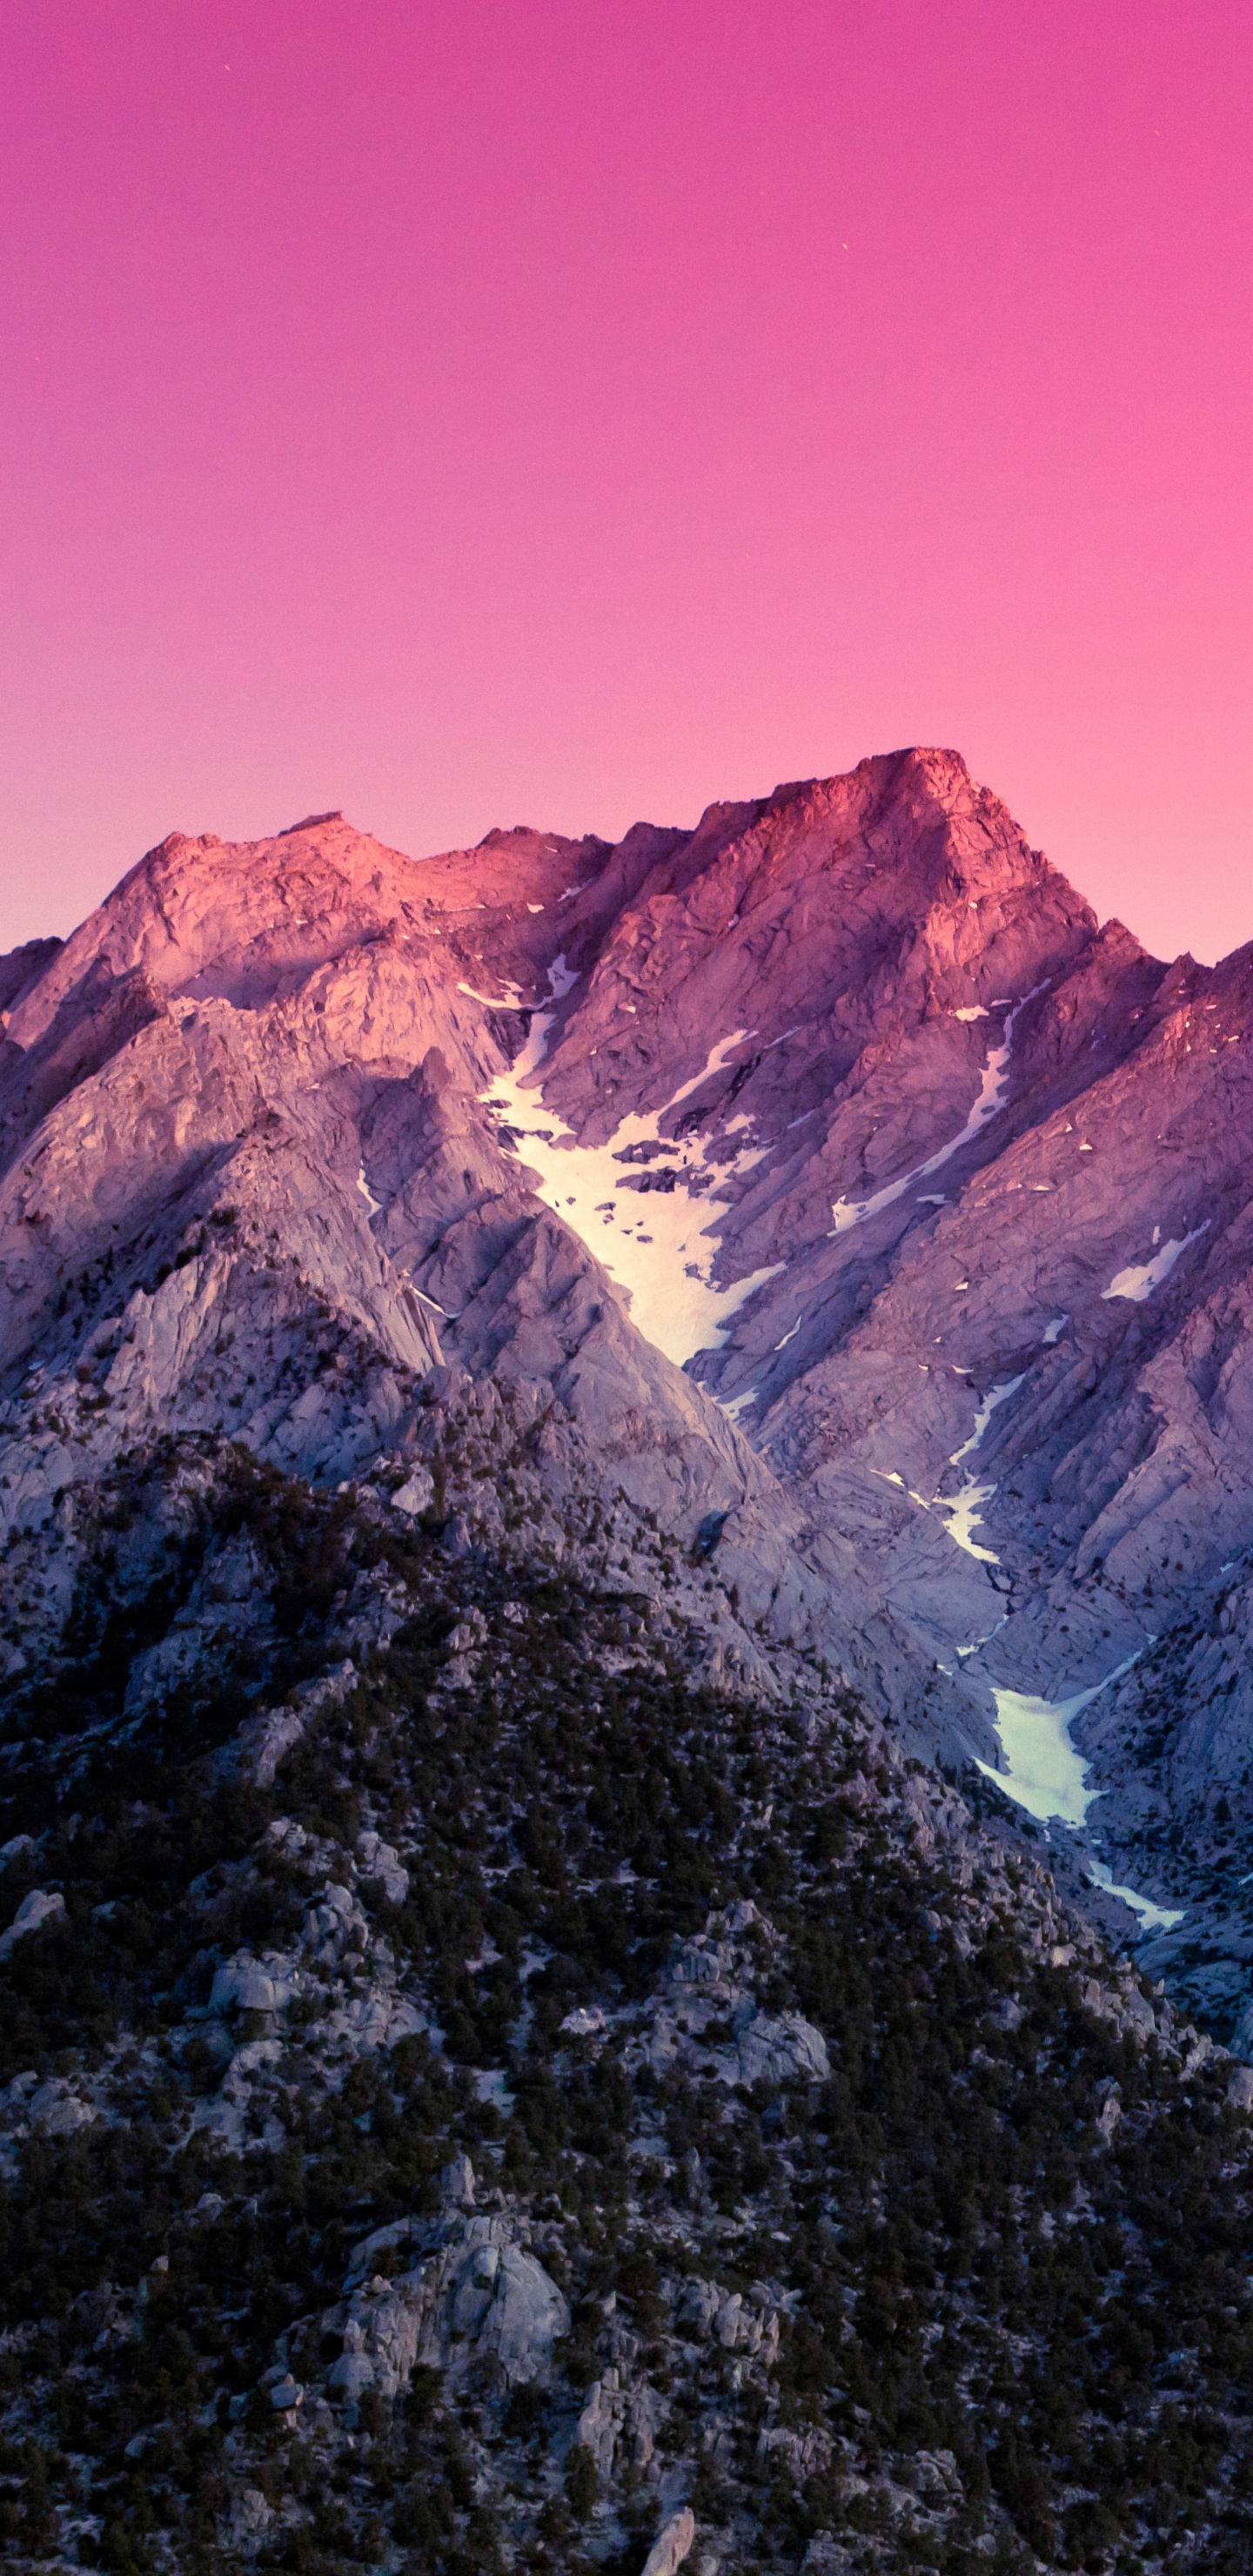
325,2213,569,2405
641,2508,697,2576
0,1888,64,1957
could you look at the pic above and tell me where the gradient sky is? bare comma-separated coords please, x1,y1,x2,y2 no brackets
2,1,1250,964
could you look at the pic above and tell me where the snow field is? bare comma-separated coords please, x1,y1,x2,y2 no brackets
480,983,782,1367
1102,1224,1209,1303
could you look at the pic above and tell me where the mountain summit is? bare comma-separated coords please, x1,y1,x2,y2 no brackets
4,748,1249,1962
4,754,1253,2573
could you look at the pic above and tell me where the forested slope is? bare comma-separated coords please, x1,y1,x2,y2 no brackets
2,1440,1251,2576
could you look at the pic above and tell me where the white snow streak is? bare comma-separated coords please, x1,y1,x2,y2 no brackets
949,1376,1027,1468
932,1375,1026,1562
829,987,1044,1236
871,1378,1025,1563
937,1485,1001,1562
479,989,782,1367
356,1167,383,1220
457,979,527,1009
1102,1225,1209,1303
1087,1860,1185,1933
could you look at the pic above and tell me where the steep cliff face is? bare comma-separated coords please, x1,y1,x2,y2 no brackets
3,750,1253,2004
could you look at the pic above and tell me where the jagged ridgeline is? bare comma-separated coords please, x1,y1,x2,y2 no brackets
3,1446,1253,2576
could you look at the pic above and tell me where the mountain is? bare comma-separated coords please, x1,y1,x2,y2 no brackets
4,751,1253,2575
5,750,1253,1988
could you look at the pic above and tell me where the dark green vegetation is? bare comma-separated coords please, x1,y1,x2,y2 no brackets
2,1449,1252,2574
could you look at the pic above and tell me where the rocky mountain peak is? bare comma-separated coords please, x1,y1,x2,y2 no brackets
3,749,1253,1996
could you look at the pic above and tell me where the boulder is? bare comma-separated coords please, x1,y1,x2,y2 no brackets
713,2291,780,2359
642,2508,696,2576
560,2005,606,2036
238,1660,357,1788
230,2488,273,2540
344,2217,419,2287
576,2368,661,2472
727,2002,830,2088
440,2151,476,2208
328,2216,569,2405
322,1985,425,2054
211,1964,275,2016
28,2079,97,2136
577,2371,623,2474
677,2277,722,2338
209,1956,295,2017
448,2237,569,2381
0,1888,65,1958
357,1830,410,1906
327,2318,376,2405
758,2421,834,2478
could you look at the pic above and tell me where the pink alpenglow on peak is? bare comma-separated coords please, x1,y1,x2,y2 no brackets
6,744,1253,1973
2,7,1251,967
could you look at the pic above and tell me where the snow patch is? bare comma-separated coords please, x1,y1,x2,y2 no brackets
977,1654,1142,1825
1042,1315,1067,1344
356,1168,383,1221
1087,1860,1185,1933
483,1005,782,1368
457,979,526,1009
830,988,1044,1235
932,1375,1026,1561
949,1376,1026,1469
1102,1225,1209,1304
937,1482,1001,1563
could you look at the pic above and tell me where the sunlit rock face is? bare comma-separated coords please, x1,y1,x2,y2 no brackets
7,746,1253,1999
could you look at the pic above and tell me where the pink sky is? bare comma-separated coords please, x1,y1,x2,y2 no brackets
2,1,1250,964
